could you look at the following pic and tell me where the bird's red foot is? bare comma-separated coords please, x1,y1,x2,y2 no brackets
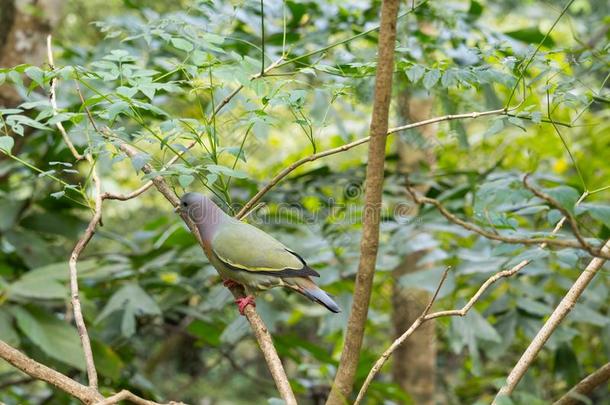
223,279,241,289
235,295,256,315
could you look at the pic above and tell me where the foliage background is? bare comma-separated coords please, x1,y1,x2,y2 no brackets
0,0,609,403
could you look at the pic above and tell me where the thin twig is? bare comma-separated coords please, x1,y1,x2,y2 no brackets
101,181,153,201
494,238,610,402
68,168,102,388
47,35,83,161
48,36,99,388
93,389,185,405
354,262,526,404
522,174,594,255
236,107,509,219
553,362,610,405
405,182,610,259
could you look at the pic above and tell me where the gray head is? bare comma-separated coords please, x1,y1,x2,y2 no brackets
179,192,226,227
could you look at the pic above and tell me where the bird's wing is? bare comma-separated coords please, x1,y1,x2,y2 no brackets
211,221,319,278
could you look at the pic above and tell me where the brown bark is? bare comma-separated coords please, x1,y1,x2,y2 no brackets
391,92,437,403
0,0,63,105
554,362,610,405
0,340,103,404
326,1,400,403
0,0,63,167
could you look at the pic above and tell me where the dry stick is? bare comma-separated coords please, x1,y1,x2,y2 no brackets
0,339,182,405
354,258,529,403
115,141,296,405
93,389,185,405
68,169,102,389
101,181,152,201
326,1,400,403
47,35,83,161
494,238,610,402
48,35,99,389
405,183,610,259
355,188,591,404
522,175,596,257
554,362,610,405
0,339,103,404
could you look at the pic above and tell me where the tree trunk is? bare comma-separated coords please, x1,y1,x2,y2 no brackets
326,1,400,403
0,0,63,106
391,90,438,404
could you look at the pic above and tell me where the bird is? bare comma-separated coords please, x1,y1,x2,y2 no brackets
179,192,341,315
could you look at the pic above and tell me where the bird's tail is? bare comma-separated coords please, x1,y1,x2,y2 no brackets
289,277,341,313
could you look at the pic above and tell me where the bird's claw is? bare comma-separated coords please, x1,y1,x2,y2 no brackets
223,279,241,289
235,295,256,315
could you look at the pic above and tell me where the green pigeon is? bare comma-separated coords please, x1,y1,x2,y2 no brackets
179,192,341,314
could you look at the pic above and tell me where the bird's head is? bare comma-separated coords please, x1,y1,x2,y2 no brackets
178,192,207,221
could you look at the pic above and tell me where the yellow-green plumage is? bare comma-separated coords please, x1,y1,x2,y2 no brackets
179,192,340,313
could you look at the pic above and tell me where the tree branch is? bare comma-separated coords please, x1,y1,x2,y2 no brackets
236,108,510,218
553,362,610,405
494,239,610,402
93,389,184,405
67,167,102,388
0,339,103,404
522,175,595,256
48,35,99,388
354,260,528,404
405,182,610,259
326,1,400,403
47,35,83,161
0,339,184,405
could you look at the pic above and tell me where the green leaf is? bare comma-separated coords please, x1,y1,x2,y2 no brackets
24,66,45,87
96,283,162,337
467,0,483,20
171,37,194,52
0,136,14,153
505,27,555,47
91,340,124,380
11,306,85,370
485,117,505,136
206,164,248,179
423,69,441,90
545,186,580,213
178,174,194,188
103,101,130,120
406,64,425,83
577,203,610,229
8,277,66,300
466,309,502,343
517,298,553,316
131,153,151,171
0,309,20,346
117,86,138,98
220,316,249,345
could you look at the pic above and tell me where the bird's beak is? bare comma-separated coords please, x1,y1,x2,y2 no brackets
174,205,180,213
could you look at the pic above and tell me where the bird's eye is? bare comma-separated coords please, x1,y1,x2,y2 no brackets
182,202,188,207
